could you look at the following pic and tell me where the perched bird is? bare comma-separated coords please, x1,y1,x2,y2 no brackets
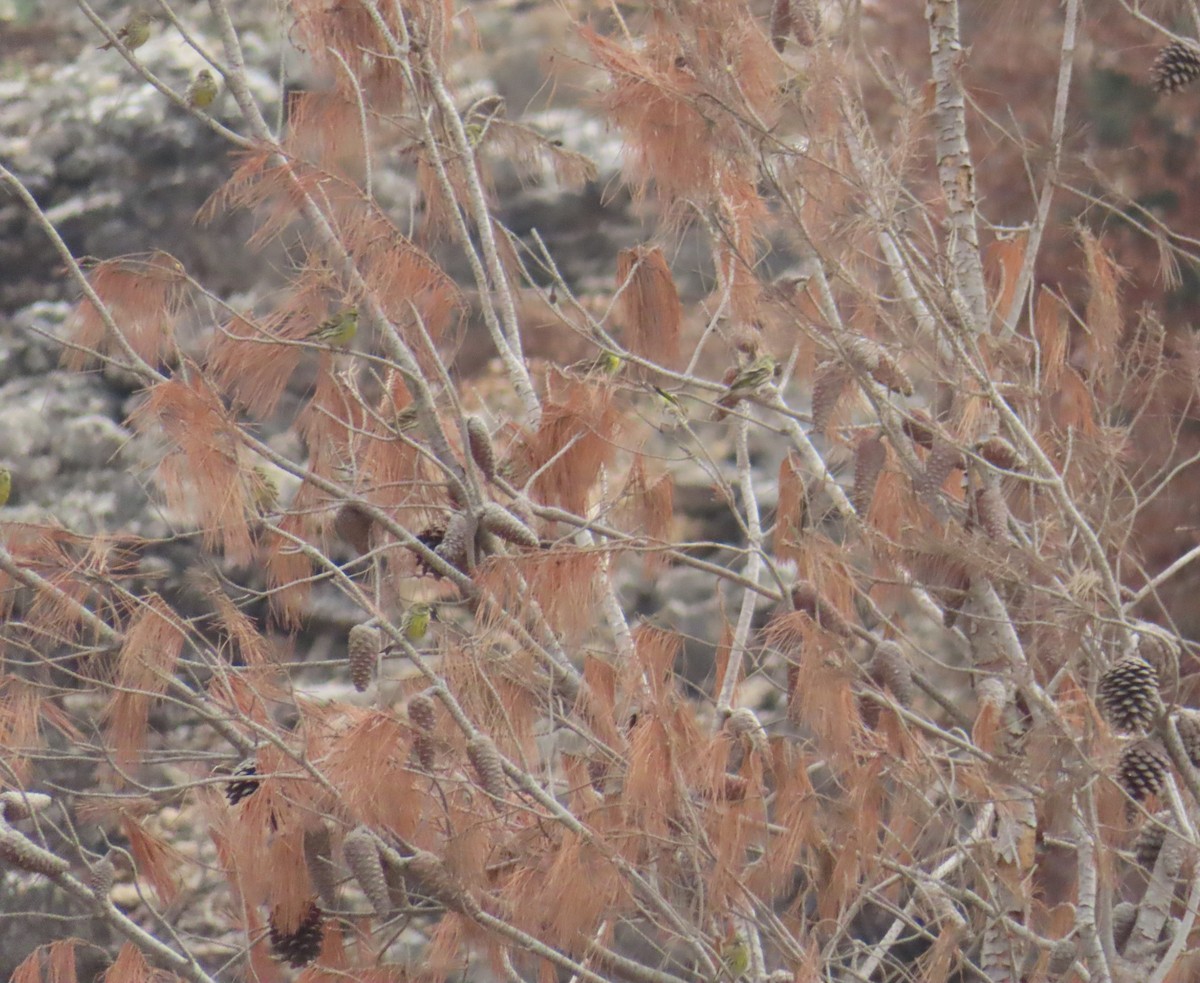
402,603,432,642
187,69,219,109
725,353,777,395
651,386,688,428
250,465,278,513
716,353,778,418
98,11,153,51
567,350,622,378
313,308,358,347
0,467,11,507
718,934,750,981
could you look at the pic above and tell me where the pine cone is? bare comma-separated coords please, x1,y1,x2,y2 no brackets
225,759,260,806
1152,42,1200,93
1117,740,1170,803
901,409,936,450
87,853,116,900
405,850,468,913
769,0,792,51
466,416,497,481
1098,657,1160,732
974,435,1024,472
869,640,916,708
478,503,539,548
269,899,323,967
303,826,339,909
791,582,853,637
334,503,373,555
347,623,380,692
1046,939,1077,976
1112,901,1137,953
408,693,437,732
1174,709,1200,767
810,362,850,432
852,433,886,517
974,484,1008,542
915,439,964,504
412,733,437,772
343,826,392,918
466,735,506,799
1133,811,1173,871
435,512,473,572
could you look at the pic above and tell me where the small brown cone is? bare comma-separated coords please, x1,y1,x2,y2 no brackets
334,503,374,555
303,825,339,909
1133,811,1173,871
974,484,1009,542
810,362,850,432
1098,657,1160,732
435,512,473,572
466,416,497,481
901,409,936,450
1112,901,1137,952
852,433,886,517
1046,940,1077,976
88,853,116,901
408,693,437,732
466,735,506,799
406,850,469,913
1152,42,1200,93
225,758,260,806
478,503,539,548
1117,739,1170,804
794,0,819,45
269,899,323,967
769,0,792,51
343,826,392,918
869,640,916,708
974,435,1024,472
1174,709,1200,766
915,439,964,504
791,582,853,637
347,623,380,692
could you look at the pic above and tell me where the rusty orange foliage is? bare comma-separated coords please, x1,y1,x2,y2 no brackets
66,252,186,371
122,815,183,905
206,312,305,418
0,679,42,787
105,595,186,767
130,375,256,564
616,245,682,366
101,945,153,983
1080,229,1126,381
515,376,619,512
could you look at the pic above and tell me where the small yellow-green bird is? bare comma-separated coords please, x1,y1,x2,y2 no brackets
725,353,777,395
402,603,432,642
718,934,750,981
0,468,11,507
187,69,219,109
313,307,358,347
98,11,153,51
568,350,622,377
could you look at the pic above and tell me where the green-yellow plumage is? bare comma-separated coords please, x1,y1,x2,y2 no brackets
719,936,750,981
99,11,153,51
402,603,432,642
187,69,219,109
313,308,358,347
725,354,777,394
0,468,11,508
568,350,622,377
